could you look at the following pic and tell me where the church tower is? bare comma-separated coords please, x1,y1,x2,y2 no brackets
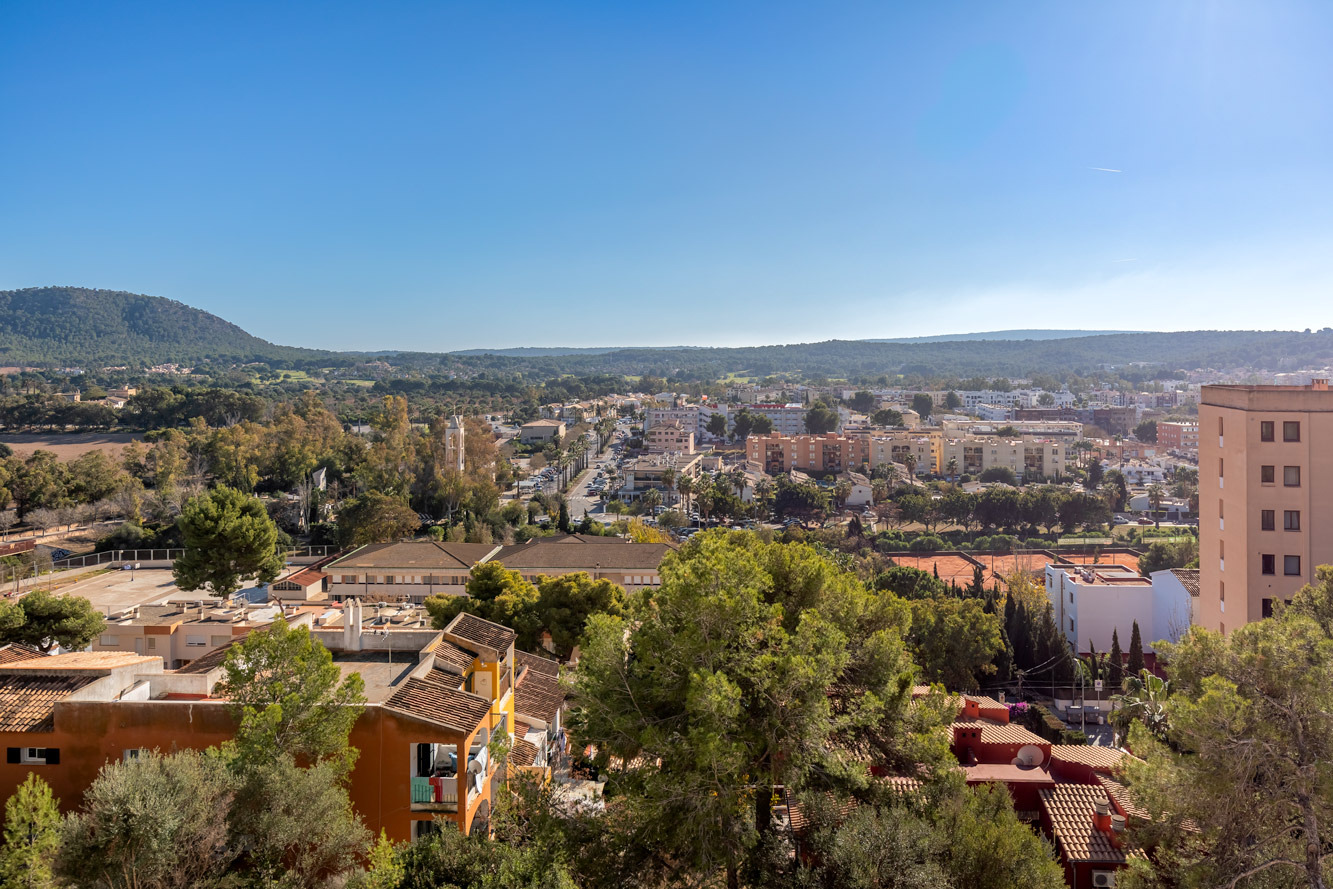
445,415,466,473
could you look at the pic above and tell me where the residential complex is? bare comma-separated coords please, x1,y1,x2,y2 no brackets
644,418,695,454
0,611,565,842
1155,420,1199,454
1198,380,1333,632
746,431,1070,481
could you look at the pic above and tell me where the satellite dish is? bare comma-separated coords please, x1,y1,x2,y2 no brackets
1015,745,1044,768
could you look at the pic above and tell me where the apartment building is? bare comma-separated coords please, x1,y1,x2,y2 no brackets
938,436,1070,481
518,419,565,443
746,433,870,475
1198,380,1333,632
1045,564,1194,657
1156,420,1200,453
644,419,695,454
867,433,939,476
0,611,557,842
619,453,703,498
90,601,309,669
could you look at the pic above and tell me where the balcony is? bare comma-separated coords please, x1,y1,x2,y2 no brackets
409,742,492,813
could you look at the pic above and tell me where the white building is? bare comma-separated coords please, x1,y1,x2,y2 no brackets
1045,564,1195,657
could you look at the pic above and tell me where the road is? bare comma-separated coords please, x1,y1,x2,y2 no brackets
567,433,625,523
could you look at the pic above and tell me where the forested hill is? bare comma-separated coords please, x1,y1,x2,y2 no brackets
0,287,330,366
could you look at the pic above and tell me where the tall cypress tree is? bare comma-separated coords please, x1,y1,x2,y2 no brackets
967,565,986,599
1127,620,1146,675
1108,628,1125,689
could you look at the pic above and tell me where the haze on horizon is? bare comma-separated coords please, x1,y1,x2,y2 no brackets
2,1,1332,351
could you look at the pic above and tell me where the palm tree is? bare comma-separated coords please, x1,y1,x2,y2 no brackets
903,454,918,481
676,475,694,514
660,467,677,505
1147,484,1165,526
1111,669,1170,744
946,456,958,481
642,488,662,513
728,468,747,499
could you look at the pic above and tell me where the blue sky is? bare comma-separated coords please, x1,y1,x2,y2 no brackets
2,1,1331,350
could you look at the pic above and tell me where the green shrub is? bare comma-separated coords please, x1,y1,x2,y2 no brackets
908,535,945,552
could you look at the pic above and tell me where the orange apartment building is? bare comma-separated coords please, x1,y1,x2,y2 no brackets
1198,380,1333,632
1156,420,1199,454
745,432,870,474
0,611,565,843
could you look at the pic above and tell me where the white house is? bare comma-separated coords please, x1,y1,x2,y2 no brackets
1045,563,1194,657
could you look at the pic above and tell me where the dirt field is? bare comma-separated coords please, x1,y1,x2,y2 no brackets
0,433,142,461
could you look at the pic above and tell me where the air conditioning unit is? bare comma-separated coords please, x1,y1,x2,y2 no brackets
1091,871,1117,888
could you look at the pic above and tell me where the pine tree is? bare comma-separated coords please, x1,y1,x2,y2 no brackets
1108,628,1125,689
1127,620,1146,674
967,565,986,599
0,772,60,889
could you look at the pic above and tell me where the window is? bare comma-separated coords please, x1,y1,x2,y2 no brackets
340,575,356,584
1284,466,1301,487
1261,510,1275,531
384,575,396,585
185,635,207,647
99,635,117,646
1218,417,1224,435
1262,554,1276,575
1260,421,1275,442
147,637,156,650
1261,465,1275,484
1285,555,1301,576
1284,421,1301,442
122,748,148,762
1285,510,1301,531
1219,581,1225,603
1262,598,1275,619
6,748,58,765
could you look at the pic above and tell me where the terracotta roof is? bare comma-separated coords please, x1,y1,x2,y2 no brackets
965,694,1009,711
445,613,516,654
1097,776,1151,822
1171,568,1201,597
510,737,539,767
0,674,98,731
0,644,45,666
953,718,1049,747
327,542,500,571
492,541,672,571
1051,745,1128,772
1039,784,1146,865
963,762,1057,784
515,649,559,678
0,652,156,673
276,566,328,587
430,639,477,674
514,667,565,723
383,667,492,735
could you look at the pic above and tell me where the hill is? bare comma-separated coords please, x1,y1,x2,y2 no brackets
864,329,1141,343
0,287,331,366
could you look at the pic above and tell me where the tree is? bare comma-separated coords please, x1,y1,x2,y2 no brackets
749,413,773,435
944,390,962,411
1138,538,1198,576
1086,459,1104,490
873,566,946,600
1134,419,1158,442
730,410,756,442
173,486,284,597
215,619,366,769
2,591,103,653
57,750,237,889
706,412,729,440
0,773,59,889
870,408,903,427
1108,627,1125,690
426,562,542,649
847,391,876,413
1126,620,1145,675
911,393,933,421
536,572,627,659
569,532,950,889
907,597,1004,692
978,466,1018,485
803,404,839,434
337,491,421,547
557,499,571,533
1121,569,1333,888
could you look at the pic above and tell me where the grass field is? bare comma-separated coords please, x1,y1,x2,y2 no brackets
0,433,142,461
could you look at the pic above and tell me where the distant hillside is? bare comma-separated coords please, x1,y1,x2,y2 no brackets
0,287,331,366
865,329,1141,344
452,346,697,357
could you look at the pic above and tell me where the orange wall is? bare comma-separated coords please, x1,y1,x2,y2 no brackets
0,700,489,843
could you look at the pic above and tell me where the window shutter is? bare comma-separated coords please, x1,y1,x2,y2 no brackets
5,748,18,764
45,749,59,765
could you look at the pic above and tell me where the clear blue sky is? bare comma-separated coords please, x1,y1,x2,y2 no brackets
2,1,1331,350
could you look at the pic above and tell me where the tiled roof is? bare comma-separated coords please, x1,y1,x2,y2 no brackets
492,541,672,571
0,652,155,672
383,667,492,735
1051,745,1128,772
327,542,499,571
1171,568,1201,597
446,613,516,654
430,639,477,674
953,718,1049,747
0,674,98,731
510,737,539,767
965,694,1009,711
1039,784,1146,865
0,644,45,666
1097,776,1151,822
515,649,559,678
514,667,565,723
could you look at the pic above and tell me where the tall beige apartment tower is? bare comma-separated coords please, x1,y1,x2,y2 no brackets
1198,380,1333,633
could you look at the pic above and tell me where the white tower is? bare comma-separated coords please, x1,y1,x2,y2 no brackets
445,415,466,473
